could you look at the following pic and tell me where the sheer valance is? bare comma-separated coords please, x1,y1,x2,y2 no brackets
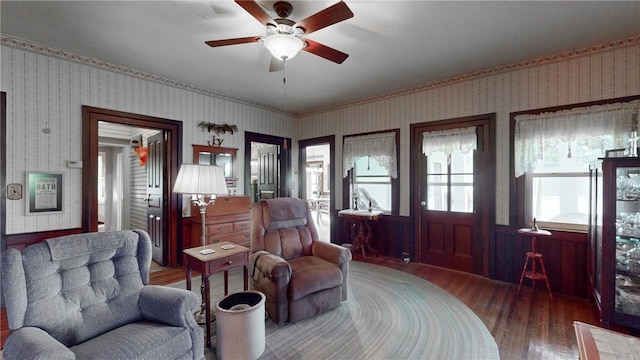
422,127,477,157
514,100,639,177
343,132,397,178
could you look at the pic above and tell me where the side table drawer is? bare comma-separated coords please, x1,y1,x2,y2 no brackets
209,252,248,273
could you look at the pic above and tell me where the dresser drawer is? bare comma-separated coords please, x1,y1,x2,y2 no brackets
207,222,233,235
233,220,250,231
208,252,248,273
208,232,250,245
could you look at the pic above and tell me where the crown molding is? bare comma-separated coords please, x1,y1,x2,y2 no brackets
0,34,289,116
300,34,640,117
3,33,639,118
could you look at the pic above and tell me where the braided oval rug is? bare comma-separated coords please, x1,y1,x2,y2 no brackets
173,261,499,360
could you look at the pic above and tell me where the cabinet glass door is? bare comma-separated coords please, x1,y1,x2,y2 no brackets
615,166,640,318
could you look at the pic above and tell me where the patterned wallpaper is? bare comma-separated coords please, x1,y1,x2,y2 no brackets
1,41,293,234
296,37,640,223
2,34,639,233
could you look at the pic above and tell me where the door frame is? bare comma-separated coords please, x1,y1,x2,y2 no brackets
299,136,336,243
244,131,291,198
81,106,183,266
410,114,496,277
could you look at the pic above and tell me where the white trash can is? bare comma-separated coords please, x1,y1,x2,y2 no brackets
215,290,266,360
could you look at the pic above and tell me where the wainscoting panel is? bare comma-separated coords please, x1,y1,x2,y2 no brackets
494,225,588,298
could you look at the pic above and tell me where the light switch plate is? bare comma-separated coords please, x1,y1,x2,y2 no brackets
7,183,23,200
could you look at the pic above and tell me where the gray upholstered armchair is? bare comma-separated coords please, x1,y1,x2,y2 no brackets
1,230,204,360
250,197,352,325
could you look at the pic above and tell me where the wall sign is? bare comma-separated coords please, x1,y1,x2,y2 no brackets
26,172,63,215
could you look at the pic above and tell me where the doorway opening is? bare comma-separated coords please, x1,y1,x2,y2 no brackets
299,136,335,243
244,132,291,201
82,106,183,267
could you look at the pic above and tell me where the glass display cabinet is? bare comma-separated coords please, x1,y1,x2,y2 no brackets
589,157,640,329
192,145,238,188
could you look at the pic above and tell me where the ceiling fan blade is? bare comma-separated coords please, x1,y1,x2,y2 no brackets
205,36,261,47
269,57,285,72
303,39,349,64
296,1,354,34
235,0,275,26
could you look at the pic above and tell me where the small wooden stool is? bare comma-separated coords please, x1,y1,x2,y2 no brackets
517,228,553,302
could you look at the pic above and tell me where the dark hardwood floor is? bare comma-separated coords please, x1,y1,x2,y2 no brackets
0,254,617,359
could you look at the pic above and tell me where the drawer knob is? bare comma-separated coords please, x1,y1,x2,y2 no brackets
226,261,233,265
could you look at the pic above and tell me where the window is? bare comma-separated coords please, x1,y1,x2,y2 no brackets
343,130,399,214
353,156,391,211
427,151,474,213
514,99,638,231
422,126,477,213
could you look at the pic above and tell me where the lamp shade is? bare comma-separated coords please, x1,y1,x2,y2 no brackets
264,34,304,61
173,164,228,195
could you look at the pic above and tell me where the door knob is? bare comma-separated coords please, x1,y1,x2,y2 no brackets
420,201,427,206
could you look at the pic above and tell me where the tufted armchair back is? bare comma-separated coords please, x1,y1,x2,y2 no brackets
251,197,320,260
2,230,151,347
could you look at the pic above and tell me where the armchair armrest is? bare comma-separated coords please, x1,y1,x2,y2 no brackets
3,327,75,360
312,241,352,265
250,250,291,281
139,285,200,327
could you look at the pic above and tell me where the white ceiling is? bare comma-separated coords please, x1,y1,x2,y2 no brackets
2,1,640,115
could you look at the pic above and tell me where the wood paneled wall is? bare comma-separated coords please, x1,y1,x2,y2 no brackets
335,217,589,298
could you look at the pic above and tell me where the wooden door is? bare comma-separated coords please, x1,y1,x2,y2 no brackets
415,121,493,275
146,132,167,265
258,145,278,199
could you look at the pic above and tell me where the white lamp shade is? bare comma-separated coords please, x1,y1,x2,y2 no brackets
173,164,228,195
264,34,304,61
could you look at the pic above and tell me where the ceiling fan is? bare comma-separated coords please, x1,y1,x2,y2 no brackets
205,0,354,71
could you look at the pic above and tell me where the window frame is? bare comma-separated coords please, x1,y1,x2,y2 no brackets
510,95,640,230
342,129,400,215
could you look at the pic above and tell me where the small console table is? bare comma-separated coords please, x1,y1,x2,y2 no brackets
338,209,383,260
517,228,553,302
183,242,249,347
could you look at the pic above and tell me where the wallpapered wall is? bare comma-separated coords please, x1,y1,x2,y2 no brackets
2,36,640,234
1,43,294,235
297,38,640,223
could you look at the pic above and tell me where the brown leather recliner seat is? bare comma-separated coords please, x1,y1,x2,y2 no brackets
249,197,352,325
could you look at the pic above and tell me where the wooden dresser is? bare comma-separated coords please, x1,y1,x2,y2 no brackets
188,195,251,249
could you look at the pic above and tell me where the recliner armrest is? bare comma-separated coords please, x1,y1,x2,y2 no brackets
3,327,75,360
312,241,352,264
139,285,200,327
250,250,291,281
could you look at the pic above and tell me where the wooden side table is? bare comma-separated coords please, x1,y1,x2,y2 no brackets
338,209,383,260
517,228,553,302
183,242,249,348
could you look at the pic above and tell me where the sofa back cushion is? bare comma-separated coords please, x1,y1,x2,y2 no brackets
251,198,319,260
1,230,151,347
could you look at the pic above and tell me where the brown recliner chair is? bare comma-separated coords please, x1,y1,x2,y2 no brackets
250,197,352,325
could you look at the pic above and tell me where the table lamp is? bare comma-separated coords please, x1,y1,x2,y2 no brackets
173,163,228,324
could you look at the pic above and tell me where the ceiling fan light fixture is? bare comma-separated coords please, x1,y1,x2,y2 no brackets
264,34,304,61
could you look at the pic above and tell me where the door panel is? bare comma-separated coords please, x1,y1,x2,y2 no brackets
258,145,278,199
417,126,483,274
146,132,166,265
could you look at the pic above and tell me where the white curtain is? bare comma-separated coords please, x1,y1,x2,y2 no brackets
514,100,639,177
343,132,397,178
422,127,477,157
